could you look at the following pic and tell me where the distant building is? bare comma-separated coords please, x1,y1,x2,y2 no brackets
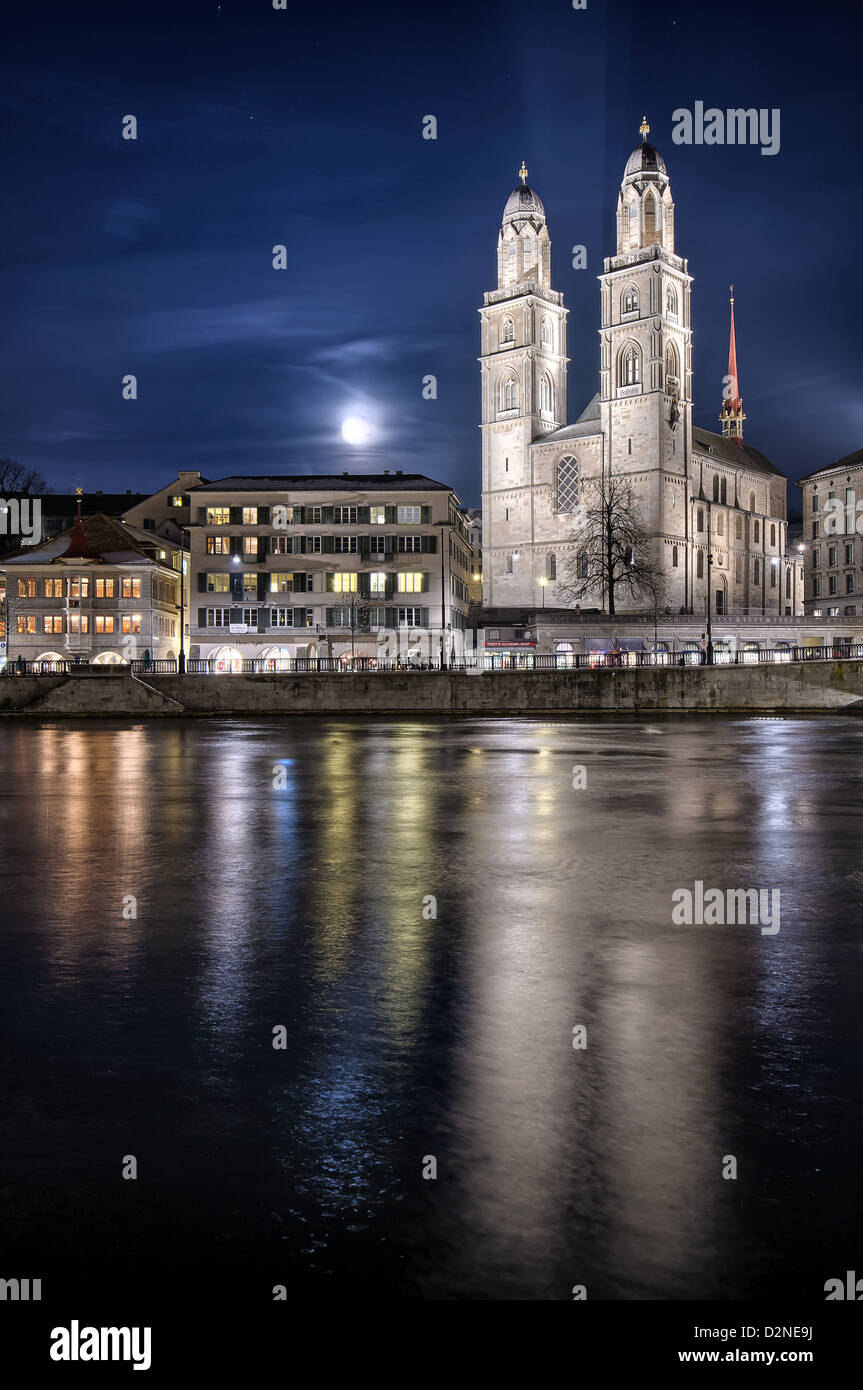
1,503,183,666
0,490,148,557
799,450,863,617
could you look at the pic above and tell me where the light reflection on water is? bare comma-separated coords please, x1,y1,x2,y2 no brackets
1,715,862,1299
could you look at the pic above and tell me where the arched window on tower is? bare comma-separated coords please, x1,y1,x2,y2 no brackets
736,513,743,540
580,551,588,579
500,373,519,413
721,478,727,504
539,373,554,418
547,553,557,580
672,545,679,567
643,191,659,245
786,568,792,599
771,523,776,546
697,551,704,579
749,490,756,513
716,512,724,537
623,285,639,315
556,456,579,514
618,343,641,387
712,476,720,502
500,316,514,345
666,284,678,317
665,341,679,389
521,233,533,273
541,317,551,348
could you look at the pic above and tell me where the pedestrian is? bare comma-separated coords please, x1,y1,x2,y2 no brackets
699,633,707,665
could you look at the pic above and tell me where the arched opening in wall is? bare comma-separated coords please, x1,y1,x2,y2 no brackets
539,373,554,419
500,372,519,413
623,284,639,315
786,568,792,599
643,191,659,245
770,523,776,546
697,508,704,531
521,232,533,274
716,512,724,537
555,456,579,513
666,284,678,316
92,651,126,665
500,316,514,344
749,491,756,513
628,198,639,247
754,521,760,543
618,343,641,387
34,651,65,666
211,645,244,673
541,317,551,348
712,475,720,501
715,578,727,615
754,559,760,585
672,545,679,567
697,551,704,579
579,551,589,579
721,478,727,503
664,340,679,389
736,513,743,539
555,641,574,668
547,553,557,580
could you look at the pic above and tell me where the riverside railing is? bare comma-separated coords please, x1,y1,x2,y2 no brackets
4,645,863,676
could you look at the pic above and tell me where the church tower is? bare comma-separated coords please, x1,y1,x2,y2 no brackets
480,163,568,607
598,119,693,588
719,286,746,440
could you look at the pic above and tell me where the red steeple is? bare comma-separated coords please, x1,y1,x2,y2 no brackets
62,488,99,560
719,285,746,443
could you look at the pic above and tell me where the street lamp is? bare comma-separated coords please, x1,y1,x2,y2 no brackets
539,575,547,608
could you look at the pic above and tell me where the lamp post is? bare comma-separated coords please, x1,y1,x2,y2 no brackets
539,575,547,608
177,529,187,674
439,521,451,670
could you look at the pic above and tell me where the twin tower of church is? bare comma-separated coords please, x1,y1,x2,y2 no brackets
480,122,789,618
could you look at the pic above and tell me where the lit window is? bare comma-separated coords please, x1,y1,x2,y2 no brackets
43,616,63,634
207,536,231,555
270,573,294,593
69,615,90,633
207,573,230,592
121,578,141,598
242,507,258,525
17,579,36,598
122,615,142,634
397,608,422,627
397,572,423,593
397,505,422,525
44,578,64,597
369,572,387,594
170,495,184,507
242,575,258,594
16,616,36,634
332,573,358,593
95,616,115,634
207,508,230,526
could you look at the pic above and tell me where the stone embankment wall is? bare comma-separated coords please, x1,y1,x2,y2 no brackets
2,662,863,717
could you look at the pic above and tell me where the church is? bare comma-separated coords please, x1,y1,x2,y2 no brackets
480,122,793,618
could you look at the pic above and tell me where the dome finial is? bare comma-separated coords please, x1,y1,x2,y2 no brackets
639,116,649,141
518,160,528,184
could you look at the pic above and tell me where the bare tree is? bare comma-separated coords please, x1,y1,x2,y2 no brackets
0,459,49,496
557,469,665,617
329,588,373,665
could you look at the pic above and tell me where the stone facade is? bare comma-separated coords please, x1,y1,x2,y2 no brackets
800,450,863,617
481,134,794,618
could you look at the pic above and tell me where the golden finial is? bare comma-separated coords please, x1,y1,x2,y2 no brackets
75,486,83,499
730,283,734,303
518,160,528,184
639,116,649,141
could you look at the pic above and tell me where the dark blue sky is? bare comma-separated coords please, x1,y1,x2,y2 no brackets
2,0,861,508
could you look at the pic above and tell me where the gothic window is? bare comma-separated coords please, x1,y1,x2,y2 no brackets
754,559,760,585
749,490,756,513
500,373,519,412
736,513,743,539
716,512,724,537
580,551,588,578
697,508,704,531
623,285,639,315
501,316,514,345
505,554,513,573
672,546,679,567
665,341,679,386
697,551,704,579
618,343,641,387
643,191,659,245
541,317,551,347
547,553,557,580
666,284,678,316
770,523,776,546
721,478,727,504
539,373,554,417
712,476,720,502
754,521,760,543
522,234,533,271
786,568,792,599
556,456,579,513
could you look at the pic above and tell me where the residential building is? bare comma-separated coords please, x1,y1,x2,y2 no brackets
799,450,863,617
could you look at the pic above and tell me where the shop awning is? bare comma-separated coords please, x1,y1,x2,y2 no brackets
617,638,647,652
584,637,611,653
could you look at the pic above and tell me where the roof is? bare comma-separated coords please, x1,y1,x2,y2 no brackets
6,491,149,517
194,472,454,493
799,446,863,483
2,513,177,566
623,141,668,180
503,183,546,224
692,427,784,478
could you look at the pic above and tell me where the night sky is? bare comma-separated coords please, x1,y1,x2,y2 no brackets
2,0,861,509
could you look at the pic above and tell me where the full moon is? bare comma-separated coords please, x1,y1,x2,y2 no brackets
341,416,372,446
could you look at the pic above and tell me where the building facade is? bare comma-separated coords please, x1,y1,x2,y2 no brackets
799,450,863,617
480,126,793,618
1,508,183,666
182,473,472,665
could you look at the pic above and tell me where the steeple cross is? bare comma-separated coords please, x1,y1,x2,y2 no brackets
639,116,650,141
518,161,528,184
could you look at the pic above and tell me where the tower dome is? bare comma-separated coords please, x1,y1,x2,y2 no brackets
623,140,668,181
502,162,546,225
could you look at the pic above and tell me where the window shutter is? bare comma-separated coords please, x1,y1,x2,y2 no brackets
295,535,304,555
385,506,397,524
384,534,394,555
257,574,268,601
293,572,304,592
257,537,267,562
258,506,270,524
256,608,268,632
325,607,335,626
322,506,334,524
197,572,207,593
421,506,431,524
422,572,430,592
325,573,334,592
385,576,395,600
359,535,370,556
357,506,370,523
386,607,397,628
358,573,371,597
423,535,437,554
197,508,207,525
421,608,430,627
323,536,335,554
230,573,243,601
197,607,207,626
